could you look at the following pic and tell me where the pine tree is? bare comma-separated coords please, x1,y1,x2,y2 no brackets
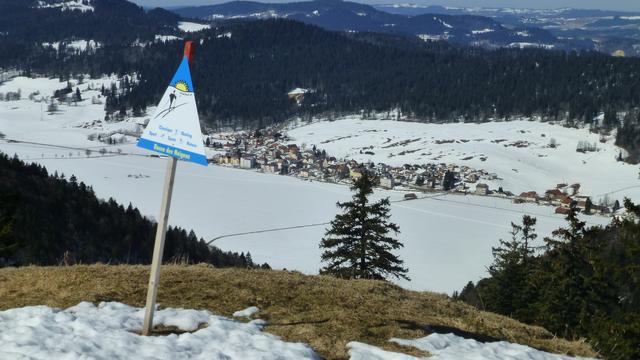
518,215,537,268
456,281,484,309
603,108,619,130
442,170,456,191
539,209,594,338
320,171,409,281
485,221,526,315
0,201,17,261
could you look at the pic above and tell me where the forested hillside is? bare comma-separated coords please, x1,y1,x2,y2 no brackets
0,0,179,44
4,11,640,153
0,153,261,268
16,20,638,124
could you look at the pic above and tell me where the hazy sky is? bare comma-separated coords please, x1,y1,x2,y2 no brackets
131,0,640,12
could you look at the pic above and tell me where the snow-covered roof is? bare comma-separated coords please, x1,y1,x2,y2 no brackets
287,88,309,95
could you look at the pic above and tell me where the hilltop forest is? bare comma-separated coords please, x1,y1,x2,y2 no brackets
0,153,263,268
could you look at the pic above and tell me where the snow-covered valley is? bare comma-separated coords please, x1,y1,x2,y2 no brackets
0,76,615,295
287,116,637,203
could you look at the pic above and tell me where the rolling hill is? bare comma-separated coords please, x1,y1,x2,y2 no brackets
172,0,577,50
0,265,599,359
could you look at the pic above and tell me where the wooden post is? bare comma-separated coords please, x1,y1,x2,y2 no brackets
141,41,195,336
142,156,177,335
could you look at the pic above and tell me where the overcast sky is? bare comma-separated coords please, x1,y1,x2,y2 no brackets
131,0,640,12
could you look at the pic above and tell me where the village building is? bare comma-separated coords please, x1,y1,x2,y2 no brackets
240,156,256,169
475,183,489,195
519,191,538,202
349,169,363,180
379,176,395,189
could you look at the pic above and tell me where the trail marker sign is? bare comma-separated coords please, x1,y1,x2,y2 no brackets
139,41,205,336
137,44,207,166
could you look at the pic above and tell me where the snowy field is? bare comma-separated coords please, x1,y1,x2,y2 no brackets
288,116,639,204
0,77,611,294
178,21,211,33
0,302,595,360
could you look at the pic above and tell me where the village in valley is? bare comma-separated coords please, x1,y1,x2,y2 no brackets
206,127,618,217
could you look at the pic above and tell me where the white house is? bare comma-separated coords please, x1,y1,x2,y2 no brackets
240,156,256,169
379,176,395,189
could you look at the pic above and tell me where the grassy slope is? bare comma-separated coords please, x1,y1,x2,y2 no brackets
0,265,597,359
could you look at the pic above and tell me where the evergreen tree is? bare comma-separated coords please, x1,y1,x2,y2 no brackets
320,171,409,281
603,108,618,131
484,216,536,317
456,281,484,309
539,209,593,338
458,204,640,359
442,171,456,191
519,215,537,267
0,197,17,263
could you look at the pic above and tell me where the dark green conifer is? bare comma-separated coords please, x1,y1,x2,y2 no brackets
320,172,408,281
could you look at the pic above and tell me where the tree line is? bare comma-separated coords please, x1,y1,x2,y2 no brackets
455,209,640,360
0,152,266,269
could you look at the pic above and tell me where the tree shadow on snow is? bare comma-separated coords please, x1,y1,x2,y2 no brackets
394,319,500,343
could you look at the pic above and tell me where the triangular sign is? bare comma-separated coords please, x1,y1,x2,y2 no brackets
137,56,207,166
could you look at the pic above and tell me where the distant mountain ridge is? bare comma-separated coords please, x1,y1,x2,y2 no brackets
172,0,588,50
375,4,640,18
376,3,640,56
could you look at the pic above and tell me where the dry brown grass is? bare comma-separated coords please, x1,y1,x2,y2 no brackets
0,265,597,359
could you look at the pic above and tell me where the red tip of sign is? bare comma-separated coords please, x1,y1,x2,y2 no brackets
184,41,196,66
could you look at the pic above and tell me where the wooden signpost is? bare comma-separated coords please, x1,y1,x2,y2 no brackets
137,41,208,335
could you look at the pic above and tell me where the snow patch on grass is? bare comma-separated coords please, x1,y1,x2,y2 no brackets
348,342,421,359
233,306,260,318
392,333,596,359
349,333,597,359
0,302,320,359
